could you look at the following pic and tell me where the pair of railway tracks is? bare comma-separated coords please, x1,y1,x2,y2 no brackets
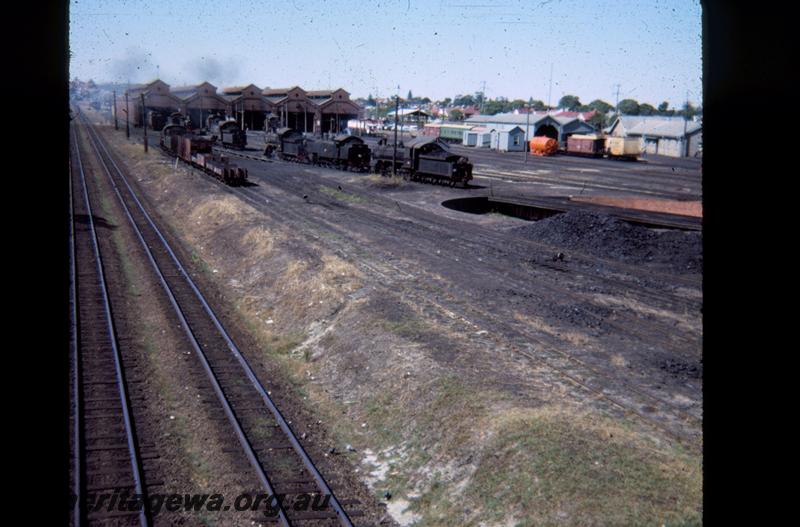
70,110,360,526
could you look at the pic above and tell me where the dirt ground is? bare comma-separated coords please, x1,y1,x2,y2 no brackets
90,112,703,526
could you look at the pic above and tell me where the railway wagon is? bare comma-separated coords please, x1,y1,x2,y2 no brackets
371,136,473,187
264,128,306,161
218,120,247,150
605,136,640,160
529,136,558,156
566,134,605,157
305,135,371,171
160,127,247,186
439,124,473,143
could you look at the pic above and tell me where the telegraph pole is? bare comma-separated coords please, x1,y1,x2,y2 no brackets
682,89,689,157
614,84,621,114
141,93,148,152
113,90,118,130
524,103,531,164
125,91,130,138
392,95,399,177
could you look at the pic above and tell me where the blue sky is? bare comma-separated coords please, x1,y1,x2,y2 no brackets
69,0,702,108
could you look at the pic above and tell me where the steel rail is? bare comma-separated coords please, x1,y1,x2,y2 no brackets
78,112,292,526
80,110,354,526
69,128,82,527
71,123,151,527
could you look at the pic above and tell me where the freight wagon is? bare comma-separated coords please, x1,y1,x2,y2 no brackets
160,126,247,186
566,134,605,157
605,136,640,160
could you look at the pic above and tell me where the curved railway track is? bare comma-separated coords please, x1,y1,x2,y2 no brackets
70,125,152,526
75,109,361,526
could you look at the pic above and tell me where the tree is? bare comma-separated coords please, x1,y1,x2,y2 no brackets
657,101,670,113
639,103,656,116
588,112,609,130
679,101,698,120
440,97,452,107
588,99,614,114
618,98,640,115
558,94,581,111
407,90,413,101
453,94,475,106
449,108,464,121
530,99,547,111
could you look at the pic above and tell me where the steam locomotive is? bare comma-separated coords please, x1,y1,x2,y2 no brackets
264,128,371,171
370,136,473,187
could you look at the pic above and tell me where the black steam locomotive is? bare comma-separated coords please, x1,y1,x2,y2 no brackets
264,129,370,171
371,137,473,187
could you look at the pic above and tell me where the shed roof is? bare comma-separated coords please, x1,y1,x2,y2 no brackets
611,115,701,138
466,112,577,126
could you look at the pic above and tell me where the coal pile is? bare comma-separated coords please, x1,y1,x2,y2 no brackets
512,211,702,273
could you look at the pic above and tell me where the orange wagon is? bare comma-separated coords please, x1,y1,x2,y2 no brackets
528,136,558,156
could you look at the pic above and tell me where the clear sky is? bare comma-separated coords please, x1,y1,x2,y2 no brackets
69,0,702,108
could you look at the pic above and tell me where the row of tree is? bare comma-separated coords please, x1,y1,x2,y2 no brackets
558,95,700,119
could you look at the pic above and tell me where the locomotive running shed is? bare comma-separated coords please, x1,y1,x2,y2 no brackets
118,79,364,134
114,79,183,127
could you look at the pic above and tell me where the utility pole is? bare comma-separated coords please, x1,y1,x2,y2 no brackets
524,102,531,164
141,93,148,152
683,89,689,157
547,63,553,111
614,84,621,114
113,90,118,130
392,95,399,177
125,91,130,138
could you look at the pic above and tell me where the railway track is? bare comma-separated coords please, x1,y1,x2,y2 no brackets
206,148,702,356
139,144,702,443
119,125,701,443
70,125,152,526
75,109,363,526
207,139,702,294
